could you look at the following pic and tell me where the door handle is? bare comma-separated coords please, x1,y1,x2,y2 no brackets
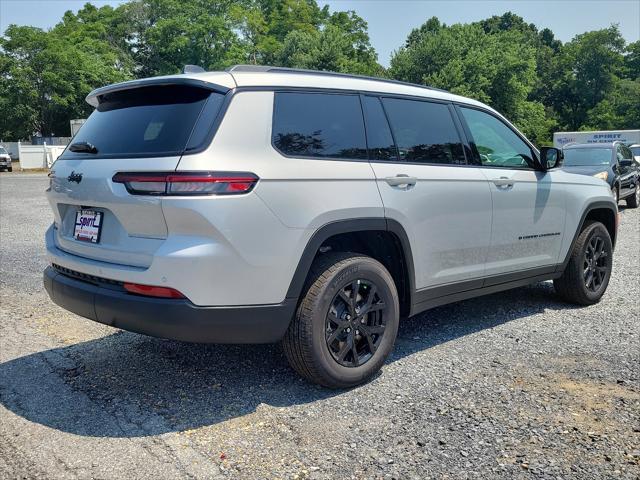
492,176,515,187
385,175,417,187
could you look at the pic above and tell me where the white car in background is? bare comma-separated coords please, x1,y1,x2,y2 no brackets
0,146,12,172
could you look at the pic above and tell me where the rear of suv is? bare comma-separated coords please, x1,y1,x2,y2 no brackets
44,66,618,388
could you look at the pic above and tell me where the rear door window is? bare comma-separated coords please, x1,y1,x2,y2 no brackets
62,85,224,159
272,92,367,160
381,98,466,165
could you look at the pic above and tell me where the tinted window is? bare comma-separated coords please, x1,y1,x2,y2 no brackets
362,96,397,161
272,92,367,160
381,98,465,165
0,147,7,154
563,148,612,166
62,85,221,159
460,107,533,169
185,92,225,151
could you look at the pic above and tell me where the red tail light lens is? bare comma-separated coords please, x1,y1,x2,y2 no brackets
123,282,186,299
112,172,258,196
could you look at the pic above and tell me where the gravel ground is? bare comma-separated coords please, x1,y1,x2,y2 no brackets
1,171,638,479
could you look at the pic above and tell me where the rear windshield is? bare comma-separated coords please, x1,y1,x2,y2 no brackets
61,85,224,159
563,148,611,166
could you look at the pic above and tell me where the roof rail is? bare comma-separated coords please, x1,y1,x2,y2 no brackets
224,65,450,93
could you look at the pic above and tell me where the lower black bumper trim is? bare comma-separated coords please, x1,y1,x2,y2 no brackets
44,266,295,344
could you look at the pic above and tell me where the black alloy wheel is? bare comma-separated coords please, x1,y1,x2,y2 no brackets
554,221,613,305
583,235,609,293
325,279,387,367
282,252,400,388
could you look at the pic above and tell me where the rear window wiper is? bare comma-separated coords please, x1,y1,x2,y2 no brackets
68,142,98,154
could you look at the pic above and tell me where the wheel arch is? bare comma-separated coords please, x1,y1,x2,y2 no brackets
285,218,415,317
558,201,617,272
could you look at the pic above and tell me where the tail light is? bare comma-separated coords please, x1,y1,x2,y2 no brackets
112,171,258,196
123,282,186,299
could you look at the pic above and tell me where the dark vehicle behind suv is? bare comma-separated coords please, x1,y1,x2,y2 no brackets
562,142,639,207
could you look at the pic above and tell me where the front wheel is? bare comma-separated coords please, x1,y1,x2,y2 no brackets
282,252,399,388
626,186,639,208
554,221,613,305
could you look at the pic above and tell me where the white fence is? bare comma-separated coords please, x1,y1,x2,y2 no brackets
18,142,65,170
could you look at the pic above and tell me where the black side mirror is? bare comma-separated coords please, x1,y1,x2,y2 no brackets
539,147,563,170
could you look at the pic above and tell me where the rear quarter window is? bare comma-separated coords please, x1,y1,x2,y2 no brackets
272,92,367,160
61,85,224,159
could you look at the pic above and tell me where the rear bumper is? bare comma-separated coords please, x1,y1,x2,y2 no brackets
43,266,295,343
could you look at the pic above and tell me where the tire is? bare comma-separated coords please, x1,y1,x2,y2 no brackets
554,221,613,305
7,167,12,172
282,252,400,388
626,186,639,208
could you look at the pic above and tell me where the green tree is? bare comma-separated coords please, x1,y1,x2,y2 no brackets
0,16,131,138
231,1,380,73
277,10,380,75
584,79,640,130
2,4,637,142
389,18,550,142
125,0,245,76
551,26,626,130
623,40,640,79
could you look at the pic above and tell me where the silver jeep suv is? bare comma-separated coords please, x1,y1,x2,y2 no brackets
44,66,618,387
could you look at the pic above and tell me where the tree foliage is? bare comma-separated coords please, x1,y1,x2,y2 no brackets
390,14,637,143
0,0,378,138
0,5,637,142
0,4,132,138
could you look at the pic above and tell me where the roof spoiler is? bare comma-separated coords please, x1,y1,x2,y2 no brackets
85,77,230,107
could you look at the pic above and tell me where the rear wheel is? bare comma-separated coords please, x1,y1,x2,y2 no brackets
282,252,399,388
554,221,613,305
7,167,12,172
626,186,639,208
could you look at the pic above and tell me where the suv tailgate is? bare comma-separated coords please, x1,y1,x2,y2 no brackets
48,82,228,268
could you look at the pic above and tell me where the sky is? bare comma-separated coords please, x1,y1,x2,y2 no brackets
1,0,639,67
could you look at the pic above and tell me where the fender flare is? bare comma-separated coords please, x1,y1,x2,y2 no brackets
285,218,415,305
